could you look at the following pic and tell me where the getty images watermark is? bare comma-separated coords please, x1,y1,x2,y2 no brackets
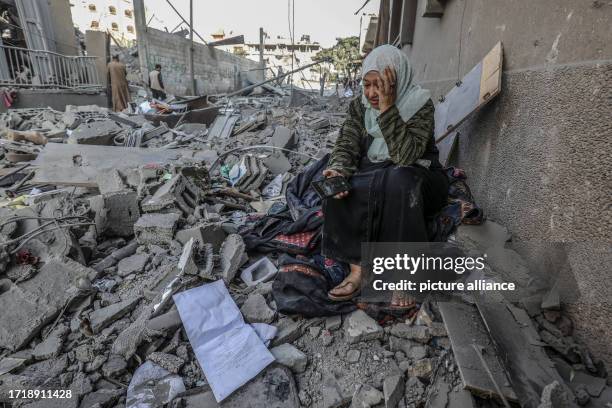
359,242,516,302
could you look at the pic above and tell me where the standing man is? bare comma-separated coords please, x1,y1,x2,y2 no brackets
149,64,166,100
107,55,130,112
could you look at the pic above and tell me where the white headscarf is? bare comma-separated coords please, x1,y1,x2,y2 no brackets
361,45,431,162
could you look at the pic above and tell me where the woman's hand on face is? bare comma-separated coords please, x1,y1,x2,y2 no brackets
375,66,397,113
322,169,349,199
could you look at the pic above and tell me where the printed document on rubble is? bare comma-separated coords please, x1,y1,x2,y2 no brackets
173,280,275,402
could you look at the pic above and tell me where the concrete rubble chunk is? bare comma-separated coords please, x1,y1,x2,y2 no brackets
79,388,122,408
89,297,140,334
67,120,123,145
390,323,432,343
270,343,308,373
345,310,384,344
220,234,246,283
347,349,361,363
102,190,141,237
240,293,276,324
383,374,405,408
147,352,185,374
455,220,510,251
176,223,227,251
141,174,202,215
117,253,149,277
325,314,342,331
96,168,126,194
32,325,68,360
271,318,302,347
0,257,92,351
241,257,278,286
177,238,198,275
102,354,128,378
408,358,434,380
134,213,180,245
270,125,296,150
351,383,383,408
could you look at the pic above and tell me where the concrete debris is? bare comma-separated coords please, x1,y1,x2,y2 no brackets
383,374,405,408
0,86,607,408
240,293,276,324
134,213,180,245
89,296,140,334
176,223,227,250
270,343,308,373
240,256,278,286
117,253,149,277
345,309,384,344
351,383,384,408
220,233,246,282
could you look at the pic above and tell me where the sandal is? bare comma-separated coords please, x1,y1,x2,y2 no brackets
328,279,361,302
388,291,416,311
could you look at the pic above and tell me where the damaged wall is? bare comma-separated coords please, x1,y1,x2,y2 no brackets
402,0,611,366
138,28,260,96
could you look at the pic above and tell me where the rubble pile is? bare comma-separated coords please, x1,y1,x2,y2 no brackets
0,89,609,408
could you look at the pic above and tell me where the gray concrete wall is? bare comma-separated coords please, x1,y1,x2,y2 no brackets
139,28,259,96
85,31,110,87
47,0,78,56
403,0,611,365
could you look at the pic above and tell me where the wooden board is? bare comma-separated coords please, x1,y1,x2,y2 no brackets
434,42,503,166
31,143,200,187
474,291,571,408
438,301,517,403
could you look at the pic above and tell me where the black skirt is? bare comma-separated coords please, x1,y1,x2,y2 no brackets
321,159,448,265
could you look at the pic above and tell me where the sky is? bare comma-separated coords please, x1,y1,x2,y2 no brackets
144,0,380,48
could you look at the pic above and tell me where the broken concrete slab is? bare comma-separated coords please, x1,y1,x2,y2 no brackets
102,190,141,237
455,220,510,251
141,173,202,216
325,315,342,331
270,343,307,373
175,223,227,251
345,310,384,344
269,126,296,150
101,354,127,378
79,389,122,408
271,318,303,347
147,352,185,374
389,324,432,344
32,325,68,360
220,234,246,283
352,383,383,408
67,120,123,145
240,293,276,324
134,213,180,245
95,168,127,194
117,253,149,277
383,374,405,408
89,297,140,334
0,257,93,351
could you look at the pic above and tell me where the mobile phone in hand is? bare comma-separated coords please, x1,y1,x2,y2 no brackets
311,176,351,199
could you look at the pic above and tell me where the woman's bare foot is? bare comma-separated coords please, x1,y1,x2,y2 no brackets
390,291,416,309
329,264,362,300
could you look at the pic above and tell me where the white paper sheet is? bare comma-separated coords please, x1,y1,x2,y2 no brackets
173,280,275,402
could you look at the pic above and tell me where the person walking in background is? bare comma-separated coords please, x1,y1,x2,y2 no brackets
149,64,166,100
107,55,130,112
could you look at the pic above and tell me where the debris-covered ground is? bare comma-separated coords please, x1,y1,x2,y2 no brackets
0,88,610,408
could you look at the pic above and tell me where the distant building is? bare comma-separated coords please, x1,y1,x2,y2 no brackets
211,31,328,89
71,0,136,46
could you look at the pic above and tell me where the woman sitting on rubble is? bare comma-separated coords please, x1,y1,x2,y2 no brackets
322,45,448,306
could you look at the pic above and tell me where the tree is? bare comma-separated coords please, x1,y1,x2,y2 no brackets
314,36,362,81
